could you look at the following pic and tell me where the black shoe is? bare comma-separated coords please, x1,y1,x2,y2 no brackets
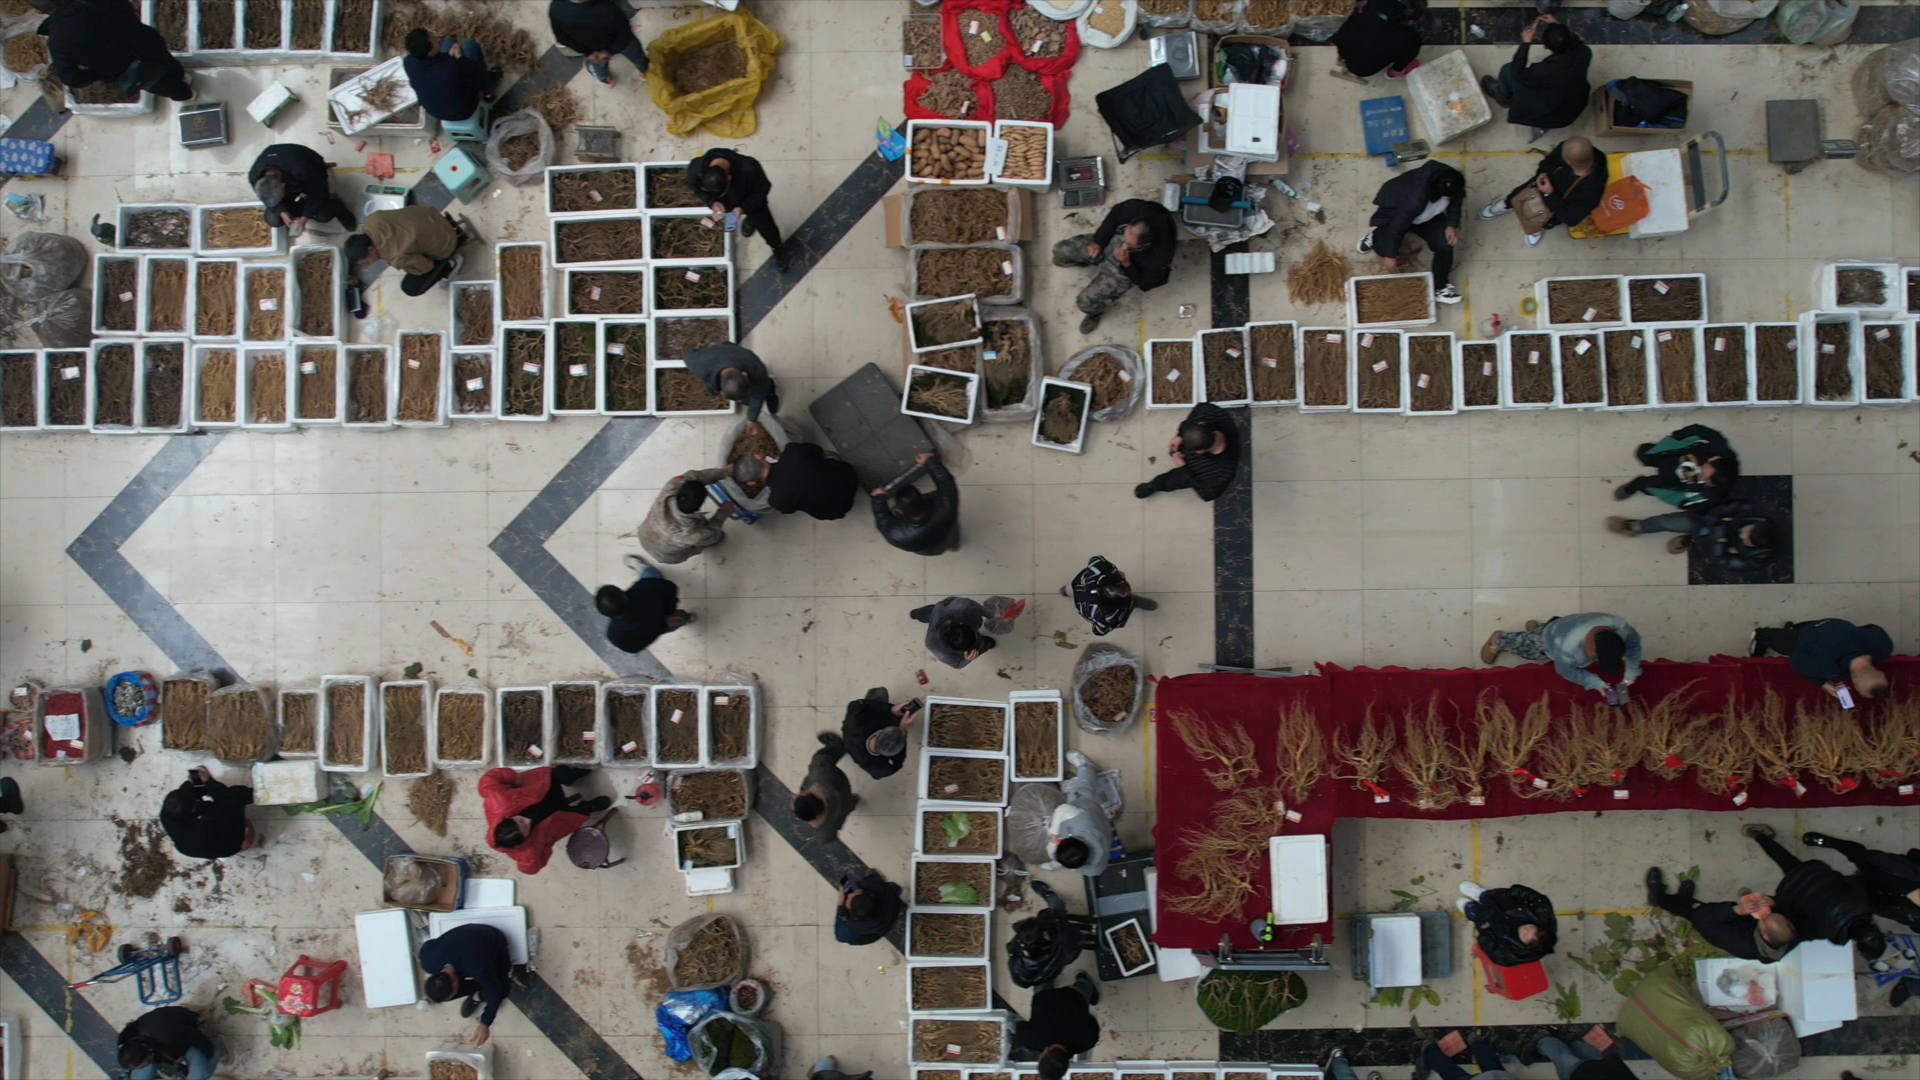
1134,483,1155,499
1803,832,1832,847
460,995,481,1018
336,205,359,231
817,731,844,751
0,777,21,815
1131,597,1158,612
1891,977,1919,1008
773,248,791,273
1518,1039,1546,1067
739,215,755,238
1612,483,1638,501
1080,313,1101,334
1480,75,1510,107
1747,628,1766,657
1645,866,1666,905
580,795,612,813
1677,878,1696,899
1743,823,1776,840
1073,971,1101,1007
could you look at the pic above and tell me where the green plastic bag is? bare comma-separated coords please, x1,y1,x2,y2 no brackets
1616,966,1733,1079
938,881,984,905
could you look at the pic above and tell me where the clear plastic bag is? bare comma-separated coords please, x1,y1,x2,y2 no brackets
2,232,89,302
29,288,94,349
1059,345,1143,422
1138,0,1195,27
383,856,445,904
1704,0,1777,15
1777,0,1857,45
1726,1015,1800,1078
1859,102,1920,174
1070,642,1145,735
1078,0,1140,47
1006,781,1064,864
690,1012,782,1078
666,913,751,991
980,307,1044,423
1854,39,1920,114
1607,0,1652,18
483,110,554,187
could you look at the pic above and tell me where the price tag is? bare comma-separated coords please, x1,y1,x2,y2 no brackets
1531,776,1550,790
1901,783,1914,796
527,744,544,758
1820,343,1837,354
621,740,640,754
45,712,80,741
1164,368,1181,382
901,53,912,66
587,190,602,203
522,362,542,375
1468,794,1486,806
1875,327,1892,341
464,377,485,392
1417,373,1432,388
1713,336,1726,351
1732,790,1749,806
943,783,960,794
1481,361,1495,377
259,298,277,311
968,19,979,32
1653,280,1671,294
568,364,588,378
1226,346,1242,358
1527,350,1540,365
1371,361,1389,373
1000,259,1014,276
983,351,998,361
1785,337,1797,350
1284,809,1303,824
1575,339,1591,355
1261,356,1279,367
1613,789,1630,800
684,270,701,282
1032,37,1045,53
1791,779,1808,796
588,286,602,300
1372,792,1390,804
1116,370,1130,381
980,30,992,42
669,709,684,724
1361,333,1375,348
61,366,81,380
607,343,625,355
118,291,134,302
715,696,730,705
946,1044,964,1057
581,731,596,741
995,225,1008,240
299,361,318,375
1582,307,1598,322
1631,335,1644,349
407,358,421,369
1326,332,1342,344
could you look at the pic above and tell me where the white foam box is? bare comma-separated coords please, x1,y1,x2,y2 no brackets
432,684,494,769
187,344,241,429
919,746,1010,809
428,906,530,965
917,798,1004,859
496,326,553,421
907,294,984,354
239,262,290,344
1624,272,1709,324
1030,376,1093,454
1402,331,1458,416
1145,337,1202,410
653,262,732,317
1197,326,1251,407
905,119,995,186
1646,323,1707,408
908,1012,1010,1068
640,160,706,211
117,204,194,252
1404,48,1491,145
424,1043,495,1080
1246,320,1300,407
289,341,344,427
599,681,652,766
392,330,449,427
238,346,295,432
1858,317,1916,403
1532,274,1626,330
340,344,395,429
919,696,1010,756
597,319,652,416
377,678,436,779
1346,272,1436,330
1817,260,1904,315
905,909,993,963
494,685,555,770
649,683,708,768
86,341,135,434
494,242,552,324
1104,916,1158,977
1499,331,1558,410
1269,834,1329,925
285,245,342,343
1298,327,1353,412
191,258,243,340
550,214,646,269
702,685,760,769
1799,310,1864,407
137,339,193,433
252,758,321,805
902,363,981,425
138,255,193,336
650,311,737,364
1748,323,1802,406
195,202,287,257
1599,329,1658,412
547,320,602,417
354,908,418,1008
909,854,999,913
1366,912,1424,990
0,349,44,434
1776,939,1857,1036
1701,323,1755,407
646,209,736,266
318,675,377,773
1456,339,1500,412
66,86,155,117
1350,329,1405,414
989,119,1054,190
545,163,644,219
92,252,143,338
1550,329,1607,410
908,961,995,1014
1906,267,1920,315
449,281,498,348
565,268,649,318
1006,689,1064,783
275,687,320,760
547,680,606,766
449,349,497,421
672,818,745,872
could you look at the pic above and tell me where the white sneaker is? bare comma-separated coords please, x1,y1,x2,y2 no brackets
1480,200,1511,220
1356,228,1375,254
1525,231,1544,247
1436,284,1462,304
1067,750,1092,770
1456,897,1473,914
438,252,464,289
1459,880,1486,900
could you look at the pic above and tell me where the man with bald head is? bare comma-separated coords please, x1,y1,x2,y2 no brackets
1645,865,1798,962
1480,136,1609,246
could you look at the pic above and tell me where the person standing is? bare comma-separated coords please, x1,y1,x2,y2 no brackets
873,451,960,556
793,733,857,844
548,0,648,86
688,148,788,271
1480,613,1641,699
841,687,919,780
1745,824,1883,958
1015,974,1103,1080
159,767,255,860
1457,882,1557,965
1137,402,1239,502
1479,136,1608,246
1356,159,1466,304
911,595,1027,669
1481,15,1591,134
248,143,356,234
1607,498,1776,563
598,557,694,653
116,1006,222,1080
1802,832,1920,930
833,867,903,945
1050,198,1177,333
34,0,193,102
749,441,859,521
1330,0,1425,80
639,471,732,564
1749,618,1893,702
419,923,513,1046
1611,424,1740,509
1645,866,1797,962
685,342,778,421
480,765,611,874
1064,556,1156,636
1047,751,1112,877
401,28,498,124
346,205,464,296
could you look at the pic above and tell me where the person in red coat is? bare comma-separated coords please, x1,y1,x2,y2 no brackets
479,766,610,874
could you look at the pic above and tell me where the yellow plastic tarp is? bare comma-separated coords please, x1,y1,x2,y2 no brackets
648,11,785,139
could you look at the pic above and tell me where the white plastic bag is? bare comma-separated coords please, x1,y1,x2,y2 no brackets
1059,344,1143,422
1607,0,1652,18
0,21,49,81
483,110,554,187
1139,0,1194,27
1777,0,1857,45
1189,0,1246,33
665,914,750,991
28,288,92,348
1006,782,1064,864
1069,642,1144,735
1,232,89,302
1077,0,1139,47
1704,0,1777,16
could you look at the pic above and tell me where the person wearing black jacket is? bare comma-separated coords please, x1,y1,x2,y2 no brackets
1480,136,1608,246
1356,160,1466,303
1137,402,1238,502
33,0,192,101
1064,555,1156,636
1804,832,1920,930
793,732,857,844
1752,617,1893,701
872,451,959,555
1608,499,1778,563
401,28,498,124
1611,423,1738,509
1747,824,1884,958
1015,974,1103,1080
248,143,355,232
117,1006,221,1080
758,441,859,521
685,342,778,421
548,0,648,86
833,868,903,945
596,559,693,653
841,687,918,780
688,148,787,271
1329,0,1424,79
159,768,255,860
1458,881,1558,966
419,923,513,1046
1645,866,1797,962
1050,198,1177,334
1482,16,1591,133
1007,879,1096,989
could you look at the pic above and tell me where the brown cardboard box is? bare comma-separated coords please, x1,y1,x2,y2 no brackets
1593,80,1693,137
883,187,1035,248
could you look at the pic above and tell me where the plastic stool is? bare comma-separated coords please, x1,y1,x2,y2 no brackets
1473,943,1550,1001
276,955,348,1017
429,144,492,203
441,101,491,143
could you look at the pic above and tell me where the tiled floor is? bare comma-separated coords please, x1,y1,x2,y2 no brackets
2,1,1919,1078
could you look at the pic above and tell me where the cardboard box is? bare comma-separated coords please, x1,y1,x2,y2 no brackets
1592,79,1693,137
882,188,1035,248
1189,35,1292,175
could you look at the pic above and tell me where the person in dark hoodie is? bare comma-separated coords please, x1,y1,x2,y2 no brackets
833,867,903,945
685,342,778,422
1749,617,1893,702
1480,136,1608,246
1329,0,1425,80
1016,974,1103,1080
755,441,859,521
597,558,694,653
872,451,959,555
1746,824,1884,958
688,148,788,271
1645,865,1798,962
1136,402,1239,502
419,923,513,1046
840,687,918,780
793,732,857,844
248,143,356,233
401,28,498,124
159,768,255,860
1050,198,1177,334
1610,424,1740,509
1357,160,1467,304
1481,16,1591,134
117,1006,222,1080
1457,881,1558,965
1802,832,1920,931
548,0,647,86
33,0,192,101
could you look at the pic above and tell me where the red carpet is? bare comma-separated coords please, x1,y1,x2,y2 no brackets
1151,657,1919,950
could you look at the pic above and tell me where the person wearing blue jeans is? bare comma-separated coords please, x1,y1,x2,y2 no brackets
1421,1038,1518,1080
1524,1035,1637,1079
548,0,649,86
1326,1048,1384,1080
118,1006,223,1080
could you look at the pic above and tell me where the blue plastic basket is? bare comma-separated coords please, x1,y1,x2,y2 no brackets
104,671,160,726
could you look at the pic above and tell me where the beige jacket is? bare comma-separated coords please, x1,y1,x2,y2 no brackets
638,469,731,564
362,205,459,274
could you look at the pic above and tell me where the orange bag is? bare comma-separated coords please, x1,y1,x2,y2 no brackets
1590,175,1652,233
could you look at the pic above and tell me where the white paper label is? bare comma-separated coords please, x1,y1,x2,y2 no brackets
983,351,998,361
980,30,991,42
1837,685,1855,709
1000,260,1014,276
946,1044,964,1057
670,709,684,724
1032,37,1045,53
1226,346,1242,358
1713,337,1726,351
1582,307,1597,322
1631,335,1644,349
943,783,959,794
1732,790,1749,806
1261,356,1279,367
1371,361,1389,373
1163,369,1181,383
1481,361,1495,377
527,744,543,758
1468,794,1486,806
1527,350,1540,365
968,19,979,32
1653,280,1670,295
407,358,421,369
1417,373,1432,388
684,270,701,282
589,286,602,300
522,362,542,374
1326,332,1342,343
1373,792,1389,804
1901,784,1914,796
581,731,596,741
1820,343,1837,354
1284,809,1303,823
260,298,277,311
118,291,134,302
621,740,640,753
568,364,588,378
1575,339,1591,355
994,225,1008,240
1361,333,1375,348
46,712,80,741
1657,331,1673,343
587,190,602,203
1875,327,1892,341
607,343,625,355
1786,337,1797,350
465,377,485,392
1116,370,1130,381
1531,776,1550,790
300,361,318,375
61,366,80,380
902,53,913,66
715,696,731,705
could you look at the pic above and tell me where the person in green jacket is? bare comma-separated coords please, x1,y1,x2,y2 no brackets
1612,424,1739,508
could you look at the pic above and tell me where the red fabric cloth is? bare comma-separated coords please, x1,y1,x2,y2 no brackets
1152,658,1920,950
943,0,1017,79
479,767,587,875
904,64,995,123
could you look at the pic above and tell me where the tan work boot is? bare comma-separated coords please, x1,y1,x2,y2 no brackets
1480,630,1503,665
